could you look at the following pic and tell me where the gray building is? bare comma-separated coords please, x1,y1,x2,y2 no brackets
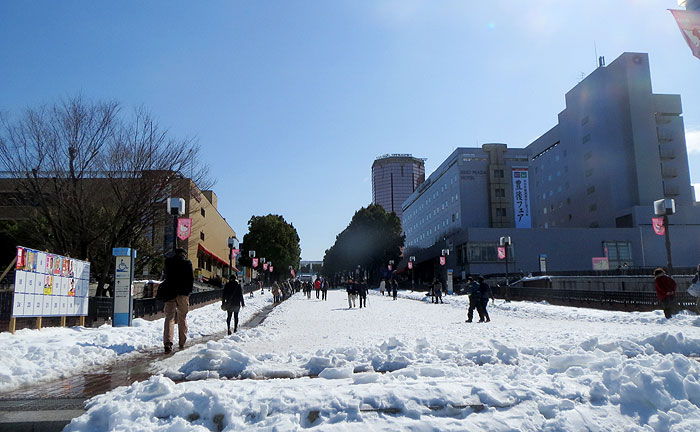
402,52,700,279
371,154,425,220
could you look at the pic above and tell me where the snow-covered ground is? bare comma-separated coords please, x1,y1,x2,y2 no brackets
54,289,700,431
0,290,273,393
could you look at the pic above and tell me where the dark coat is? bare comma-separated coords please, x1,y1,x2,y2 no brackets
468,281,481,300
479,281,492,299
159,253,194,301
654,274,676,300
223,279,245,308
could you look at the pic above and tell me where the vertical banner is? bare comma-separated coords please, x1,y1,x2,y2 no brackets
670,9,700,60
177,218,192,240
512,168,532,228
652,217,665,236
439,256,446,266
269,266,274,273
263,262,268,271
290,268,296,277
252,258,259,268
497,246,506,260
408,261,413,270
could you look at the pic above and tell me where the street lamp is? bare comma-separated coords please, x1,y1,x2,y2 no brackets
227,237,238,279
388,259,394,271
500,236,512,302
166,198,185,254
409,256,415,288
654,198,675,275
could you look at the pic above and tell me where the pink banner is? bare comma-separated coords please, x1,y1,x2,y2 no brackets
439,256,446,266
497,246,506,260
177,218,192,240
652,217,666,236
388,264,392,271
252,258,259,268
263,262,268,271
269,266,274,272
408,262,413,270
670,9,700,59
290,268,296,277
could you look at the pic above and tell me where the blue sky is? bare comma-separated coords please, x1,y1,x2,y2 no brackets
1,0,698,260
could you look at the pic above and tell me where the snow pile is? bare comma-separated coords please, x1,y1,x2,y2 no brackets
63,290,700,431
0,292,272,392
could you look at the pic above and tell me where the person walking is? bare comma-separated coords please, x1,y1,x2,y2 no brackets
392,279,398,300
478,276,492,322
379,279,386,296
314,278,321,299
357,279,368,308
465,276,483,323
321,278,328,301
158,248,194,353
433,279,444,304
654,268,677,319
691,264,700,314
347,279,357,308
222,275,245,335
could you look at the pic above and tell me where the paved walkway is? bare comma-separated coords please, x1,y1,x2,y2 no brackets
0,302,278,431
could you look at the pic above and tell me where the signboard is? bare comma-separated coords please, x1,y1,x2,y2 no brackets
670,9,700,60
512,168,532,228
439,256,446,266
539,254,547,273
592,257,610,270
447,269,453,295
177,218,192,240
12,246,90,318
652,217,665,236
497,246,506,260
113,247,136,327
252,257,259,268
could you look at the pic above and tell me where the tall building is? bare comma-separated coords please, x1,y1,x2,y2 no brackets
402,52,700,277
371,154,425,220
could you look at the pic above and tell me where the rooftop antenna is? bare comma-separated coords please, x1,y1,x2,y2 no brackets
594,41,598,68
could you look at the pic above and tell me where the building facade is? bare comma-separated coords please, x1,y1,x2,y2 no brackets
371,154,425,220
402,52,700,279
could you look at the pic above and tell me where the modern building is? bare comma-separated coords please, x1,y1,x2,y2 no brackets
402,52,700,279
371,154,425,220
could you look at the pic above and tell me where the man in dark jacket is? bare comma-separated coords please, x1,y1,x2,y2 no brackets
357,279,368,308
465,277,483,323
478,276,492,322
222,275,245,334
159,248,194,353
654,268,677,319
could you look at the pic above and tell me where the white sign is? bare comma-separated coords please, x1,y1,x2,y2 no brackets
512,168,532,228
12,247,90,318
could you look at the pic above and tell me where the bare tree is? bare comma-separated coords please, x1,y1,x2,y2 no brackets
0,96,212,294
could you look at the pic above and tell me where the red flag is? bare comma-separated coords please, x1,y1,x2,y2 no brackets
177,218,192,240
652,217,666,236
16,247,24,269
290,268,296,277
497,246,506,260
252,258,259,268
670,9,700,59
439,256,446,266
408,262,413,270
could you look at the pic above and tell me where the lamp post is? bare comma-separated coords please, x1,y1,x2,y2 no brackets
166,198,185,254
227,237,238,279
409,256,415,288
654,198,675,275
499,236,511,302
261,257,266,286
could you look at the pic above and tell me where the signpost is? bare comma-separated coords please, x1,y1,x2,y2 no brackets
112,247,136,327
447,269,453,295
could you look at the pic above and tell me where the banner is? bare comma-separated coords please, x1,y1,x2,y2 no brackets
670,9,700,60
408,262,413,270
252,257,259,268
269,266,274,272
652,217,666,236
512,168,532,228
592,257,610,270
497,246,506,260
263,262,268,271
439,256,446,266
388,264,392,271
177,218,192,240
290,268,296,277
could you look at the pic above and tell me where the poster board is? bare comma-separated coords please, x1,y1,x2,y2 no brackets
12,246,90,318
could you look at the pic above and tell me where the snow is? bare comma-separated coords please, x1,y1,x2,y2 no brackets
3,287,700,430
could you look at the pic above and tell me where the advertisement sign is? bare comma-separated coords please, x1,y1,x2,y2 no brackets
497,246,506,260
670,9,700,60
439,256,446,266
252,257,259,268
177,218,192,240
512,168,532,228
652,217,665,236
113,247,136,327
539,254,547,273
592,257,610,270
12,246,90,318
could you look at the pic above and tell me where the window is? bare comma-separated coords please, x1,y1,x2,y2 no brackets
584,151,593,160
494,169,505,178
201,208,206,217
587,186,596,195
496,208,507,217
581,116,589,126
585,169,593,177
589,203,597,212
582,134,591,144
604,241,633,267
467,242,504,263
200,231,205,240
495,188,506,198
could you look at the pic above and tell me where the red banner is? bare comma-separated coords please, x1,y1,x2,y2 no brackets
408,261,413,270
652,217,666,236
497,246,506,260
290,268,296,277
388,264,392,271
439,256,446,266
269,266,274,272
252,258,259,268
177,218,192,240
16,247,24,269
670,9,700,60
263,262,268,271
